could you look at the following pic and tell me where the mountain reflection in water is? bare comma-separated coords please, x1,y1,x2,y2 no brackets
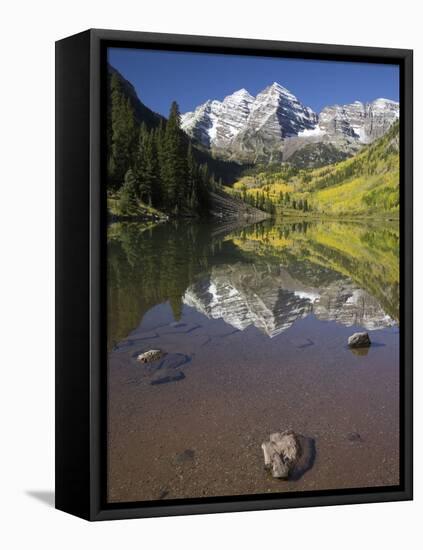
183,265,394,338
107,218,399,348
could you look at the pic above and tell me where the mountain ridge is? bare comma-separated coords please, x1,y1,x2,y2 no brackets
181,82,399,164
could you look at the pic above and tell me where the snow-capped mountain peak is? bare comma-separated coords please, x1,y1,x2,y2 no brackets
214,88,255,144
266,81,297,99
181,82,399,161
180,98,223,147
318,98,399,143
244,82,318,139
231,87,253,97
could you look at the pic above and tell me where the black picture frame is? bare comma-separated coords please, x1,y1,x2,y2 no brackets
55,28,413,521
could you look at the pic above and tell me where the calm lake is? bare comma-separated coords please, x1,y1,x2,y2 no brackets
107,218,400,503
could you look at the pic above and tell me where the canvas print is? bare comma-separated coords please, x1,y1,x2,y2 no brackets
106,47,400,504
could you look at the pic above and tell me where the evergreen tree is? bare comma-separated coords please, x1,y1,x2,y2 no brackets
135,123,157,205
153,122,166,206
186,143,199,210
161,101,187,211
108,74,137,189
107,88,218,216
202,164,212,211
119,169,138,215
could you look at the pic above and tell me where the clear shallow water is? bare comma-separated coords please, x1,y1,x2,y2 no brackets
107,218,400,503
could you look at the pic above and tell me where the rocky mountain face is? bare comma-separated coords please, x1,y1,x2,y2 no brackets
229,83,318,163
214,89,255,147
318,98,399,143
178,99,223,148
181,83,399,164
181,89,255,149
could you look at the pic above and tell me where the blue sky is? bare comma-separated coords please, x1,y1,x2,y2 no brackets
108,47,399,117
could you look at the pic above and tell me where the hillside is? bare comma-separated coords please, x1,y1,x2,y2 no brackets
108,66,165,129
107,65,245,187
229,121,399,218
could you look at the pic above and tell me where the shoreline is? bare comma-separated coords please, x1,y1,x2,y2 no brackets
274,212,400,222
107,213,400,227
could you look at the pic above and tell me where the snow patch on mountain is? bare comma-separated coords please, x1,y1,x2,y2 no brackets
181,83,399,162
298,126,325,138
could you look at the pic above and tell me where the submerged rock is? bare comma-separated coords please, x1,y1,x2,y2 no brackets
261,430,301,479
150,370,185,385
137,349,164,363
133,352,190,386
175,449,195,464
348,332,371,348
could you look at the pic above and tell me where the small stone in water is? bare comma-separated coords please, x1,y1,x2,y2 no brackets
175,449,195,464
137,349,163,363
348,332,371,348
347,432,362,442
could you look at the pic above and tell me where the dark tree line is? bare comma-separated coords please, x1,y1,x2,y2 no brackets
277,191,310,212
235,187,311,215
108,73,219,215
237,188,276,215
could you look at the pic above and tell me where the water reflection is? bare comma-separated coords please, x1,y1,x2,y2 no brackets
183,265,394,338
107,218,399,347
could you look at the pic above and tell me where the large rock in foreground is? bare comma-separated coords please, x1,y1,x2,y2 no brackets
348,332,371,348
261,430,301,479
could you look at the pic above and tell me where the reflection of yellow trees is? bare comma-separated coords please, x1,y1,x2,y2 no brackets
230,219,399,322
108,218,399,350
